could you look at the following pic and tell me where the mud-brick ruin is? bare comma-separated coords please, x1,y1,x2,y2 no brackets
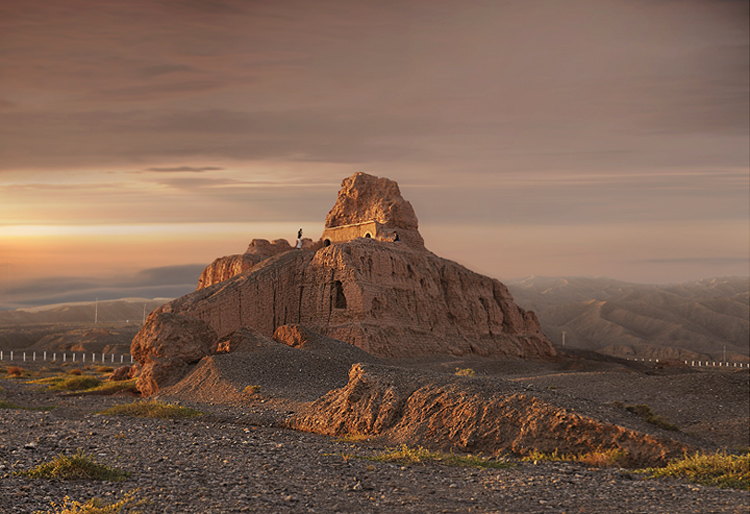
132,172,555,394
320,173,425,249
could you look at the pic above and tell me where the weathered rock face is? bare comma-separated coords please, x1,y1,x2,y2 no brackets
322,172,425,249
198,239,310,290
133,171,554,373
286,364,689,466
131,312,218,395
156,238,553,358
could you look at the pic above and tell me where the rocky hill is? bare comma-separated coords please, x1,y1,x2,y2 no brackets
286,363,691,467
505,276,750,362
133,173,554,395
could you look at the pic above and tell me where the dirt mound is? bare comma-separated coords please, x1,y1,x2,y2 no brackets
215,326,280,353
286,364,690,466
161,332,381,405
273,323,380,363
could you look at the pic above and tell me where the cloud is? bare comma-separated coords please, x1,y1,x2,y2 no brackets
0,0,746,174
94,80,228,102
3,264,207,309
0,108,437,170
638,257,750,266
145,166,224,173
138,64,196,78
129,264,207,287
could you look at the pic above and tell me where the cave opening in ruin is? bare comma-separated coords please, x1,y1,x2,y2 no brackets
333,280,347,309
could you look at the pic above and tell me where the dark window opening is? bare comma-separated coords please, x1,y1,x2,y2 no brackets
333,280,347,309
323,239,331,247
365,232,371,238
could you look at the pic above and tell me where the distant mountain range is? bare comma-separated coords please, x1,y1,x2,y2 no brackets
1,278,748,363
0,298,169,353
0,298,169,325
505,276,749,362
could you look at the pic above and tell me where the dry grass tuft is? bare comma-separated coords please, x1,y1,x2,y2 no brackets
86,378,138,395
336,432,371,443
365,444,513,469
32,490,144,514
18,449,131,481
50,376,102,391
624,403,680,432
98,400,202,419
523,447,629,468
642,452,750,490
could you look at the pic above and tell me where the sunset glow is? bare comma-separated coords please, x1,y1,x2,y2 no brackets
1,0,747,309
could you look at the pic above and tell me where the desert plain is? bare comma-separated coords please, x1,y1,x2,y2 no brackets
0,346,748,514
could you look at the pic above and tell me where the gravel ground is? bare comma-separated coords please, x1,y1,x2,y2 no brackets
1,360,748,514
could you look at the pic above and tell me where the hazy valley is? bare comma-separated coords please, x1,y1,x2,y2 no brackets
506,276,749,363
3,277,747,366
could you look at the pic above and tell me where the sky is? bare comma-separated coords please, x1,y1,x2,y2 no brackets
0,0,748,309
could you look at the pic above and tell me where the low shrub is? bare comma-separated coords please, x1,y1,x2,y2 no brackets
98,400,202,419
6,366,26,377
96,366,115,373
18,449,131,481
642,452,749,490
68,369,83,376
455,368,475,377
243,385,261,395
